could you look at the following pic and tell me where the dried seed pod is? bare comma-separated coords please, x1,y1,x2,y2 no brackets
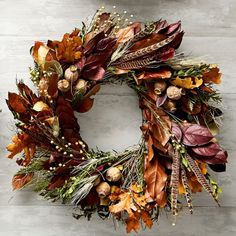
166,86,182,100
64,65,79,82
96,182,111,198
154,80,167,94
75,79,87,94
57,79,70,92
163,99,177,113
106,167,122,182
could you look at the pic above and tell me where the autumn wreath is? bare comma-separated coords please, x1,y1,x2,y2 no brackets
6,7,227,233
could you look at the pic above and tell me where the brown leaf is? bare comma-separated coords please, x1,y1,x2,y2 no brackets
144,158,167,206
76,98,94,113
12,173,33,190
8,92,27,113
203,67,221,84
140,210,153,229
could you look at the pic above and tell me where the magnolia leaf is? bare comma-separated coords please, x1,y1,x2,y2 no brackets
171,76,203,89
182,124,213,146
8,92,27,113
12,173,33,190
171,122,182,141
144,158,167,205
192,142,221,157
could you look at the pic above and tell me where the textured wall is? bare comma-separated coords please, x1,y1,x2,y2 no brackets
0,0,236,235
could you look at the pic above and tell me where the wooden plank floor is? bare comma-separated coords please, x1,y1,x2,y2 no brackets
0,0,236,235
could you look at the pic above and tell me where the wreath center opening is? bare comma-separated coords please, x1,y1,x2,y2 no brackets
75,84,142,151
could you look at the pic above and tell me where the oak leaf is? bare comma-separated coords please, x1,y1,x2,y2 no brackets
171,76,203,89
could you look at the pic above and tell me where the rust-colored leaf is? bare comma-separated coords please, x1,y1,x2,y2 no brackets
144,158,167,206
126,217,140,233
12,173,33,190
8,92,27,113
138,69,172,81
203,67,221,84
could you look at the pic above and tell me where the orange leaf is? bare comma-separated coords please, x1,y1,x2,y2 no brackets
138,69,172,81
203,67,221,84
12,173,33,190
171,76,203,89
140,210,153,229
126,217,140,233
109,192,134,218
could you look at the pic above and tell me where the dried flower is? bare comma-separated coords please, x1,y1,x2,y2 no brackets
57,79,70,92
106,167,122,182
96,182,111,198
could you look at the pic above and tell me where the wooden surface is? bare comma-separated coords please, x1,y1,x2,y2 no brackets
0,0,236,235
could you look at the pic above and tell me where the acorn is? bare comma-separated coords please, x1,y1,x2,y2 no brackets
64,65,79,83
163,99,177,113
57,79,70,92
166,86,182,100
75,79,87,95
96,182,111,198
106,167,122,182
154,80,167,95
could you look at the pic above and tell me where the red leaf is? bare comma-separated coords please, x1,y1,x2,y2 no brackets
182,124,213,146
171,122,182,141
8,92,27,113
192,142,221,156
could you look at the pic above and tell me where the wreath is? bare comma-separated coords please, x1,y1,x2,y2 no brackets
6,7,228,233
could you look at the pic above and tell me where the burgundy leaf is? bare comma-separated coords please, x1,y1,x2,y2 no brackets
156,93,167,107
192,142,221,157
96,37,116,52
171,122,182,141
182,124,213,146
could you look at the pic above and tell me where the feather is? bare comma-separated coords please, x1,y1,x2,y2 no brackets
115,57,155,70
170,149,180,216
118,34,176,63
185,154,220,206
130,22,157,43
181,166,193,214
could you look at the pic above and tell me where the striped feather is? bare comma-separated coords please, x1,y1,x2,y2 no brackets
181,167,193,214
118,34,176,63
185,154,220,206
170,149,180,216
114,57,154,70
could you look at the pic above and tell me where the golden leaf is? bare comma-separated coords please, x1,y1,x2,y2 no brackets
171,76,203,89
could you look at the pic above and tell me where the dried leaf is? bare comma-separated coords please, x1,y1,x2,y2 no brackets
138,69,172,81
171,76,203,89
144,158,167,206
203,67,221,84
182,124,213,146
192,142,221,157
171,122,182,141
8,92,27,113
12,173,33,190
